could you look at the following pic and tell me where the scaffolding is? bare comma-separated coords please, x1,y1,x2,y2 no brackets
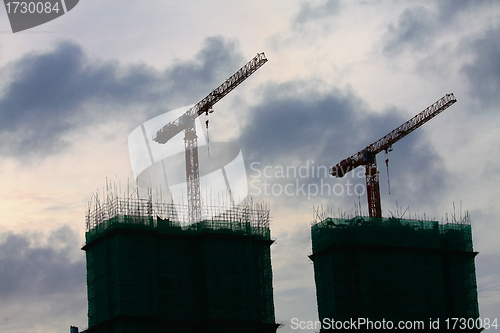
85,196,271,242
86,191,270,230
310,216,479,332
83,193,278,333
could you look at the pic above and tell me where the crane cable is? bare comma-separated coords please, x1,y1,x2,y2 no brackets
205,117,211,157
385,150,391,195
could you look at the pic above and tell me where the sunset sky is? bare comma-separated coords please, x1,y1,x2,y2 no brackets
0,1,499,332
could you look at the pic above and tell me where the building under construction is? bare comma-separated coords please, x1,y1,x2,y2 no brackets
315,93,481,331
310,215,480,332
81,194,279,333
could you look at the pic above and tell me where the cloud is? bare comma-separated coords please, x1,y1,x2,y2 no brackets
239,81,451,211
383,6,435,55
0,226,87,331
461,27,500,108
292,0,340,28
0,36,243,160
240,84,367,164
436,0,493,22
382,1,495,56
0,226,85,299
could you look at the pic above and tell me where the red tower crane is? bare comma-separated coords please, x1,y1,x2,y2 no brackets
330,93,457,218
153,53,268,223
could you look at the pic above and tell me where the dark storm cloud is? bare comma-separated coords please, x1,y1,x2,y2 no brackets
240,84,369,164
0,36,243,158
240,82,452,209
380,134,451,214
292,0,340,28
461,27,500,108
383,6,433,55
383,1,495,56
436,0,494,22
0,226,85,299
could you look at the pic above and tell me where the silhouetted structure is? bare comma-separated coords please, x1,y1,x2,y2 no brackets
310,216,480,332
82,196,279,333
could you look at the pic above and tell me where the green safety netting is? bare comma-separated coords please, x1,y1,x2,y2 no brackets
310,217,479,332
83,215,278,333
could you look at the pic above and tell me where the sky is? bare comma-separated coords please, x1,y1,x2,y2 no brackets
0,0,499,332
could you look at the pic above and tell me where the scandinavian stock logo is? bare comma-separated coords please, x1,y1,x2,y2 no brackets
3,0,79,33
128,106,248,220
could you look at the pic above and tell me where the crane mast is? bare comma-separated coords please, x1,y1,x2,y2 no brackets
154,53,268,224
331,93,457,217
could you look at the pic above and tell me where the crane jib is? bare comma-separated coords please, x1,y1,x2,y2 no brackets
330,93,457,177
153,53,268,144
